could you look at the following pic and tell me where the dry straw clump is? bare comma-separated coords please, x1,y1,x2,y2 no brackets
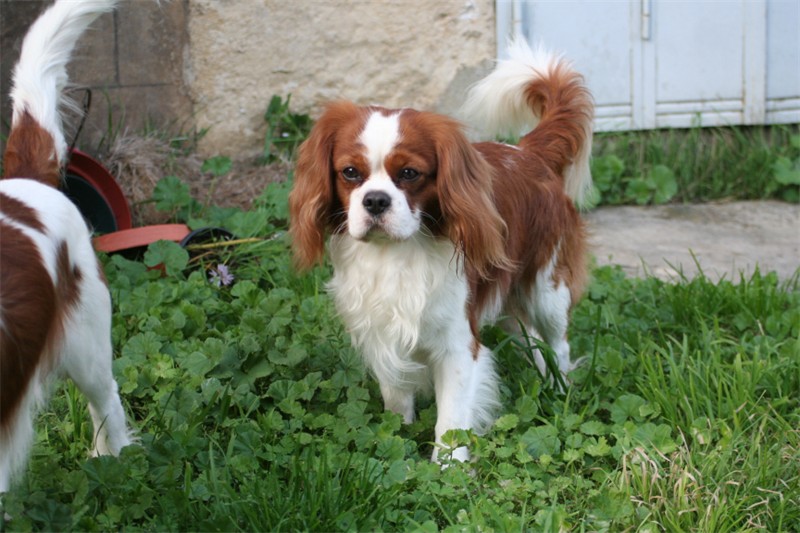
104,133,201,225
103,133,290,225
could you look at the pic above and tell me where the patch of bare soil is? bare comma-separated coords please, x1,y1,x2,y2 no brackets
102,133,291,226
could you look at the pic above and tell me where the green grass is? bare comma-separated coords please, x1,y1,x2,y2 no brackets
590,125,800,205
2,110,798,529
2,176,798,531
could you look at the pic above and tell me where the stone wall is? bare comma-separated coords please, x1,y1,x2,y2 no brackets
1,0,496,158
187,0,496,157
1,0,192,155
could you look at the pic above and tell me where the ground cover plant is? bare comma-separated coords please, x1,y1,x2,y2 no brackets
2,114,798,530
3,170,798,531
589,125,800,206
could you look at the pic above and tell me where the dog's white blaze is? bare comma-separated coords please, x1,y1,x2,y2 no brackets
347,110,419,240
360,111,401,176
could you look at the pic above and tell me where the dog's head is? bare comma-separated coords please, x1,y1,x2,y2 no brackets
289,101,510,276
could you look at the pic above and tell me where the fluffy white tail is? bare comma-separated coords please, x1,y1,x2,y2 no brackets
461,36,594,206
9,0,117,167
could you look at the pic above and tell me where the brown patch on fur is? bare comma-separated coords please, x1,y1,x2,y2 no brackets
400,110,512,279
55,241,83,310
462,63,592,329
555,220,588,306
519,64,593,179
0,224,83,433
2,111,61,187
0,222,58,431
380,119,443,235
0,192,46,233
458,141,583,334
471,142,586,293
96,257,108,285
471,336,481,361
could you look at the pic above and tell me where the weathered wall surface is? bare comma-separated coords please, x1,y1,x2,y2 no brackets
1,0,192,154
188,0,496,157
2,0,496,158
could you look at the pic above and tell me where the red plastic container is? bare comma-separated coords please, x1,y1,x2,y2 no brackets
65,149,132,232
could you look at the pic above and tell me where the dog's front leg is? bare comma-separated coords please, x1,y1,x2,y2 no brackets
379,382,416,423
431,347,474,463
430,342,498,463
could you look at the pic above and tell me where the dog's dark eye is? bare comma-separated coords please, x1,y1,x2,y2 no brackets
341,167,362,181
399,168,420,182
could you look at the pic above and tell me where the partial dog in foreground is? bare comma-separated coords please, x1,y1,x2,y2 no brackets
289,38,593,462
0,0,132,492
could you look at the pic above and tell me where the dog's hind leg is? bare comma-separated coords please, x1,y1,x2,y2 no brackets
0,391,38,494
61,282,132,457
63,339,132,456
513,247,576,389
527,277,574,382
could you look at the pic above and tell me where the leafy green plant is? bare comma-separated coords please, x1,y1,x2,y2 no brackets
624,164,678,205
769,134,800,202
589,155,678,206
591,125,800,206
151,175,201,221
590,153,625,203
261,95,312,164
201,155,232,177
143,240,189,276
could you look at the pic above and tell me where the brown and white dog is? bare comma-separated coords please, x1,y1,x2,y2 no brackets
0,0,132,493
289,38,593,461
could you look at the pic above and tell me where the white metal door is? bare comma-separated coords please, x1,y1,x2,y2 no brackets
496,0,800,131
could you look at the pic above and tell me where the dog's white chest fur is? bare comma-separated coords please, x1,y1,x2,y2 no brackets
327,235,469,386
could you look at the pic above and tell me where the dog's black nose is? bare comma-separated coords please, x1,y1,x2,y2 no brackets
362,191,391,216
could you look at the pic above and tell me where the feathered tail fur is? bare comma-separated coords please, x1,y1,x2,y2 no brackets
3,0,117,186
461,36,594,206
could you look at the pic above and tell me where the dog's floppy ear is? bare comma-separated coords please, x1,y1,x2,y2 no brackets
432,117,512,278
289,101,356,270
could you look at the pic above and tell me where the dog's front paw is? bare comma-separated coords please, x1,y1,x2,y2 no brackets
431,443,470,465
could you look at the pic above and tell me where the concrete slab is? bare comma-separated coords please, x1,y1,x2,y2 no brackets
585,201,800,282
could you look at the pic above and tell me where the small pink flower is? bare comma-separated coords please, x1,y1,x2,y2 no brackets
209,264,234,287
